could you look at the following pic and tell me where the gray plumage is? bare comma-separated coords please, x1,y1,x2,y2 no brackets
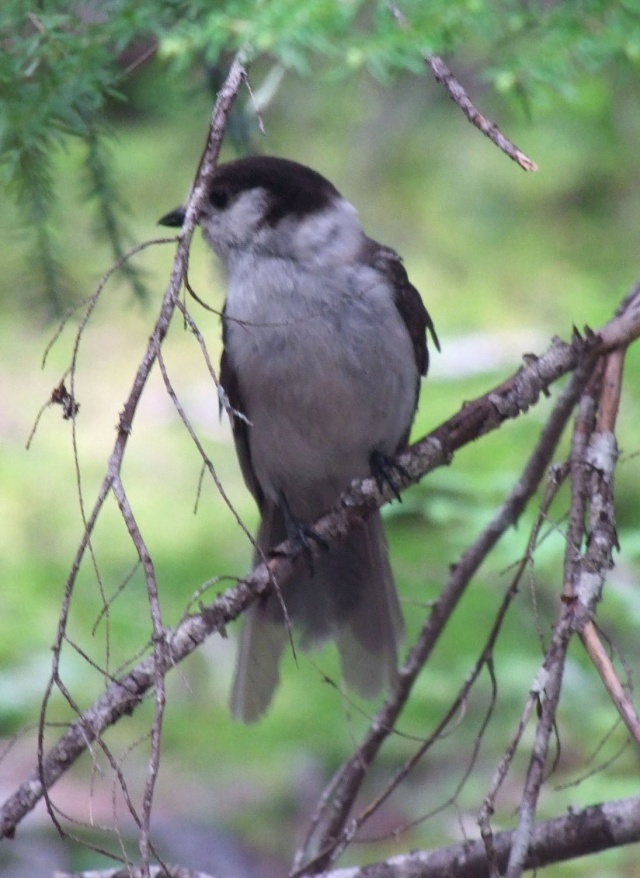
160,156,438,722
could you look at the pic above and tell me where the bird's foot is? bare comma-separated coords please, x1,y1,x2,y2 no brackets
369,450,408,502
278,492,329,576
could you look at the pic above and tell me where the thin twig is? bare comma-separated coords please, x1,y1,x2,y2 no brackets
425,54,538,171
111,476,167,878
387,4,538,171
478,464,570,877
574,347,640,743
504,339,627,877
30,51,249,854
503,370,602,877
504,611,573,878
582,622,640,745
562,366,602,600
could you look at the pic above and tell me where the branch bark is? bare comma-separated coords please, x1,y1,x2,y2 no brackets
327,795,640,878
52,796,640,878
425,54,538,171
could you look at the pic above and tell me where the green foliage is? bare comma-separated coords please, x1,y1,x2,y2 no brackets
484,1,640,108
83,129,148,301
1,0,640,310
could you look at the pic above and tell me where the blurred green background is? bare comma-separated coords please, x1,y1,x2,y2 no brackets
2,51,640,877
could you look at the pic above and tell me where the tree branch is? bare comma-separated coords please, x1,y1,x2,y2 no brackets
53,796,640,878
327,795,640,878
425,54,538,172
387,5,538,171
10,51,248,845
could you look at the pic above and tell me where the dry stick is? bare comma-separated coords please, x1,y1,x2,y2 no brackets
302,301,640,872
570,370,621,634
425,54,538,172
386,5,537,172
481,694,538,878
562,367,603,601
505,350,626,878
504,611,573,878
477,464,570,878
111,476,168,877
582,622,640,745
292,352,598,875
51,794,640,878
328,794,640,878
36,479,115,842
2,292,640,844
596,347,625,434
503,378,600,878
577,348,640,744
29,53,248,846
35,246,151,835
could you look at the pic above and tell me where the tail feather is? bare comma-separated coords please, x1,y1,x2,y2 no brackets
230,508,288,723
334,514,403,697
230,606,288,722
230,506,403,722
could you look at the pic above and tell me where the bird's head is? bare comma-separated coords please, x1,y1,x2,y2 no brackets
159,155,362,267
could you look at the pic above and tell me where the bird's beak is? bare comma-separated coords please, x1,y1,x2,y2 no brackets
158,206,186,228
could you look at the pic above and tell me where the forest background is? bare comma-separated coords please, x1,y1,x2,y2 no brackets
1,2,640,876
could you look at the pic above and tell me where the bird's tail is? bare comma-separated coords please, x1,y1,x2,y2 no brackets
230,506,403,723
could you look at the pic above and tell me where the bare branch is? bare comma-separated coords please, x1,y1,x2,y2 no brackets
295,289,640,874
582,621,640,745
425,54,538,171
386,5,537,171
478,466,569,876
25,50,249,851
504,612,572,878
53,796,640,878
111,475,167,876
327,795,640,878
574,347,640,743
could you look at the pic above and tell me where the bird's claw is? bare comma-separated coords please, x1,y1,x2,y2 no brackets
278,491,329,576
369,450,407,502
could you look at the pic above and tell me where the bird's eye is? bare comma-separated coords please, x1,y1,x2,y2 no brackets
209,187,229,210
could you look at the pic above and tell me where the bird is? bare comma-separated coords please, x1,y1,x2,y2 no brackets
159,155,438,722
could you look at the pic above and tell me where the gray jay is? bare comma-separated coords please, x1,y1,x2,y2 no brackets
159,156,438,722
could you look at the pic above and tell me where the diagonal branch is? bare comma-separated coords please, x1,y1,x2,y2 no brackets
387,5,537,171
425,54,538,171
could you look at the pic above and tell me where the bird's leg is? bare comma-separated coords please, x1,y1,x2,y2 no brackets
277,490,329,576
369,450,408,502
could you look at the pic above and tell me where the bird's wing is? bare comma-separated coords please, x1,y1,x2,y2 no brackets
219,325,265,512
365,238,439,377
